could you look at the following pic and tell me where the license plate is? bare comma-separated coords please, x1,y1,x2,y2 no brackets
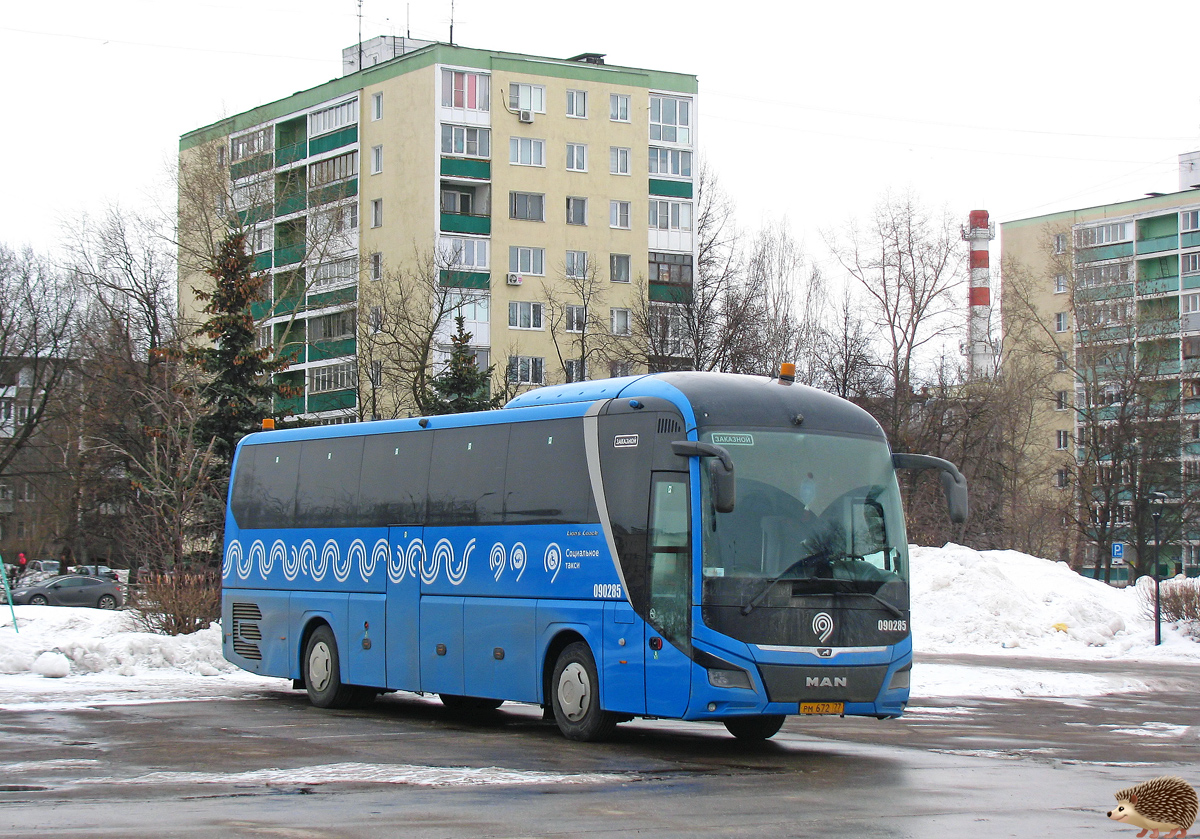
799,702,844,715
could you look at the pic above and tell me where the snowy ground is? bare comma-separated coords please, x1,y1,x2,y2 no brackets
1,544,1197,710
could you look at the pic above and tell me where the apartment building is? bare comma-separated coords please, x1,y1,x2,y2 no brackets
1001,162,1200,580
178,39,698,422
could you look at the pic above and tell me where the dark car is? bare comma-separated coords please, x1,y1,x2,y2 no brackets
72,564,120,582
7,574,123,609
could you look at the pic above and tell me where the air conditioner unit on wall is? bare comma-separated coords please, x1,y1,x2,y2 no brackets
518,109,534,123
506,273,523,285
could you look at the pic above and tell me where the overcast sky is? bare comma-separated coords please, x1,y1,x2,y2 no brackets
4,0,1198,269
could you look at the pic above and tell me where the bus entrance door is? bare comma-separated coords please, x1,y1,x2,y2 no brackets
644,472,692,718
385,525,422,691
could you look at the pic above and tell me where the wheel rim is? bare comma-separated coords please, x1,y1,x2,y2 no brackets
31,596,47,605
308,641,333,692
99,596,115,609
557,662,590,722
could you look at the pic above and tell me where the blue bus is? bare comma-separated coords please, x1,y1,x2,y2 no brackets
222,370,966,740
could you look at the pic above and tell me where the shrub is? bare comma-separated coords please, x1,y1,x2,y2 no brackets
130,569,221,636
1137,575,1200,630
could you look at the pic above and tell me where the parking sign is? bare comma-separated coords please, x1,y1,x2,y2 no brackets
1112,543,1124,560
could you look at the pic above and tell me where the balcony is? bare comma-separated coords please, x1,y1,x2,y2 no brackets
275,141,308,167
1137,235,1179,254
439,212,491,235
440,157,490,180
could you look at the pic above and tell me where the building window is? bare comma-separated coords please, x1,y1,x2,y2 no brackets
370,252,382,280
442,186,474,215
441,124,491,158
370,306,383,334
509,191,545,221
1056,355,1067,373
610,200,631,229
309,98,358,137
1183,293,1200,315
1054,312,1068,332
311,257,357,289
1183,210,1199,232
1056,429,1071,450
1055,390,1069,411
1077,262,1128,288
611,253,631,283
256,324,272,349
566,305,587,333
252,226,273,253
369,360,383,388
649,199,693,231
566,197,588,226
610,93,630,122
649,147,692,178
564,359,586,383
610,361,633,378
650,251,693,284
649,95,692,144
1054,274,1067,293
510,137,545,166
309,310,356,342
370,199,383,228
309,361,356,393
439,236,489,270
508,355,544,385
308,151,358,187
1054,468,1069,489
371,92,383,121
509,246,545,276
611,308,632,336
566,143,588,171
565,250,588,279
441,69,490,111
1053,233,1068,254
231,127,272,162
610,146,630,175
371,145,383,175
567,89,587,118
509,83,546,113
508,301,544,330
1076,222,1129,248
1184,253,1200,275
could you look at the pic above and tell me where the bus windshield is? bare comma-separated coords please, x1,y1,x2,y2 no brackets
700,429,909,613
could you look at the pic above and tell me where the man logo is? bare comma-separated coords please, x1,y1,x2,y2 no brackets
806,676,847,688
812,612,834,643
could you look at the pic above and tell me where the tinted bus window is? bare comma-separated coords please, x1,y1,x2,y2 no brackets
358,431,433,526
505,419,596,524
427,425,509,525
230,444,259,528
295,437,365,528
243,442,302,529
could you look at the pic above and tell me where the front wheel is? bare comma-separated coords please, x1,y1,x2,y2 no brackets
29,594,49,606
723,714,786,741
551,642,617,741
304,625,358,709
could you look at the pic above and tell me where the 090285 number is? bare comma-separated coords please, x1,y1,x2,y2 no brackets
593,583,622,599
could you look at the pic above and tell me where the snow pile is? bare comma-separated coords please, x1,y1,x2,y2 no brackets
912,543,1200,661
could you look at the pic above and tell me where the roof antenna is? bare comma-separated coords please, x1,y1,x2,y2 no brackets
449,0,454,45
357,0,363,71
406,3,411,37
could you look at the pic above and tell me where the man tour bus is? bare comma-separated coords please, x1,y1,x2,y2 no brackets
222,369,966,741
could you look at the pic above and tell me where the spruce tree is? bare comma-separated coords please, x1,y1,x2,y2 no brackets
425,315,499,414
187,232,292,460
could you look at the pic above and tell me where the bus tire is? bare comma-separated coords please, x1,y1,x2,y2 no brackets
551,642,617,742
304,625,357,709
440,695,503,713
723,714,786,741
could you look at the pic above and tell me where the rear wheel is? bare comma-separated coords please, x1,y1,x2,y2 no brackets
723,714,786,741
551,642,617,741
303,625,358,709
97,594,117,610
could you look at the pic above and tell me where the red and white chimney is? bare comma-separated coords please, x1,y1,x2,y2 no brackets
962,209,995,377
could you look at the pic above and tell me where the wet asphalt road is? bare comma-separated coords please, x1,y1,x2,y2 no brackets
2,655,1198,839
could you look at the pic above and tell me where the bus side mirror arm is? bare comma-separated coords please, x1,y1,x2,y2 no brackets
672,441,735,513
892,453,969,524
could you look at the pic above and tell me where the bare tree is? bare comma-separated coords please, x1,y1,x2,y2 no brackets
542,257,627,383
815,287,883,399
826,191,966,442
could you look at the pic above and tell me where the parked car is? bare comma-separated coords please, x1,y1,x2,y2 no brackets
72,564,120,583
29,559,61,575
6,575,123,609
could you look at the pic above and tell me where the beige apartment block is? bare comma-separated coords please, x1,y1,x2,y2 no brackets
1001,185,1200,579
178,39,698,423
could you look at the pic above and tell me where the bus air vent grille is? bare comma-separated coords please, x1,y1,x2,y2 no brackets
232,639,263,660
657,417,682,434
232,602,263,621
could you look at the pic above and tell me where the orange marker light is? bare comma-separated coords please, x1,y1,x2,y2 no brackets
779,362,796,383
262,418,275,430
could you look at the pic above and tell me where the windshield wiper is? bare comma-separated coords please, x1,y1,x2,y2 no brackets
803,577,905,619
740,551,827,616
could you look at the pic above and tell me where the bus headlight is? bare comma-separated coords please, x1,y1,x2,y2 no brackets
707,667,753,690
888,666,911,691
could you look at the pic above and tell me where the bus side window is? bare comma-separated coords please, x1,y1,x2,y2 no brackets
295,437,365,528
504,419,596,525
253,442,302,529
359,432,433,526
428,425,509,525
647,475,690,650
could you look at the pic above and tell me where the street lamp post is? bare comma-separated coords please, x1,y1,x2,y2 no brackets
1149,491,1168,647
